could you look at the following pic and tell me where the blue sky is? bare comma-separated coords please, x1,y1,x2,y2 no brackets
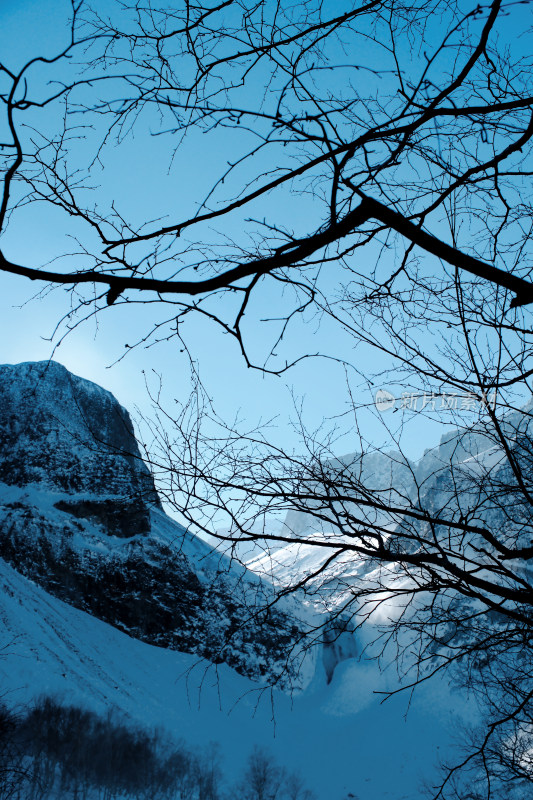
0,0,505,462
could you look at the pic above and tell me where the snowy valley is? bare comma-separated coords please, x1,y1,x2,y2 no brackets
0,361,481,799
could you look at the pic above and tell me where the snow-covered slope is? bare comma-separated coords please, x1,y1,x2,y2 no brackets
0,359,476,799
0,556,467,800
0,361,305,687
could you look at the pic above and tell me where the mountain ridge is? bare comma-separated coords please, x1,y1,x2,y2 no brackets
0,360,308,688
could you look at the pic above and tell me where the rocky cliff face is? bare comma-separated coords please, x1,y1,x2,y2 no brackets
0,362,156,498
0,361,157,536
0,361,306,688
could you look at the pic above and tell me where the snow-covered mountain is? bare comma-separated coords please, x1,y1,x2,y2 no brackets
0,361,305,688
282,448,416,539
0,360,473,799
246,407,533,615
0,553,465,800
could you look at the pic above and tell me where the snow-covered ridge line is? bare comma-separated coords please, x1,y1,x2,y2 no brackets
0,360,308,689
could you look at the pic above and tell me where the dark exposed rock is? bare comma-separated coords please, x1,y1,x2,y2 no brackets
322,614,358,684
0,361,305,687
54,498,151,538
0,499,301,682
